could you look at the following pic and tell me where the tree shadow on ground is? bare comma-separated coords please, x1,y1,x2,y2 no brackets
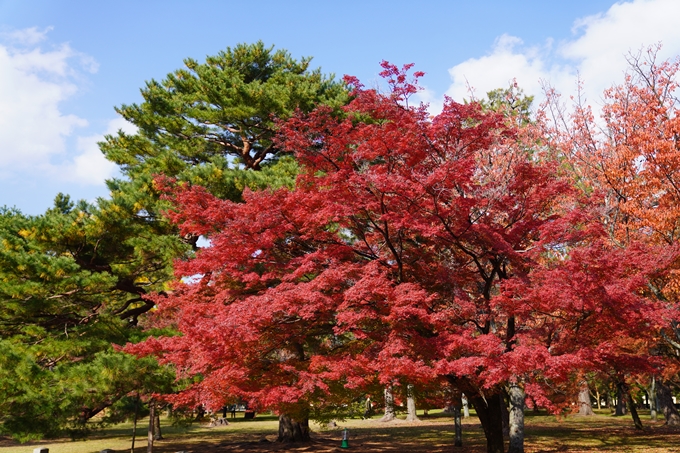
146,417,680,453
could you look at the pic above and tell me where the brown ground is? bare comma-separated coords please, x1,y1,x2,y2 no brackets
127,417,680,453
3,413,679,453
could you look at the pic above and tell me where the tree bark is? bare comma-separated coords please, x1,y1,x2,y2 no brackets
621,383,643,430
363,397,373,418
500,390,510,438
462,393,470,418
508,382,524,453
277,414,310,442
153,406,163,440
657,381,680,426
379,386,396,422
451,389,463,447
578,382,595,416
615,385,626,416
147,400,155,453
405,384,419,422
470,392,505,453
131,393,140,453
649,377,658,421
453,405,463,447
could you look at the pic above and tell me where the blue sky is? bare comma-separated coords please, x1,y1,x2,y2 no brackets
1,0,679,214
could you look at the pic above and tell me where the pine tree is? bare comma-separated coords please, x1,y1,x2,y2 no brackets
0,197,176,440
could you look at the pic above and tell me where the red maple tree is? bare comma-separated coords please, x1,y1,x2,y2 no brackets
128,62,677,452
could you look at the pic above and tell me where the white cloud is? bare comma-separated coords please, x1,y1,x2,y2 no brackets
0,44,85,168
446,34,575,103
0,26,52,46
414,86,444,115
67,117,136,185
0,27,110,186
445,0,680,110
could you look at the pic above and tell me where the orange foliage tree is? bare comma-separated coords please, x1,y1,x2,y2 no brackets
543,45,680,425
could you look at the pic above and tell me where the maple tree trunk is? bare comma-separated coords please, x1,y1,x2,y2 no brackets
501,391,510,438
462,393,470,418
379,386,396,422
453,404,463,447
364,397,373,418
649,377,658,421
656,381,680,426
277,414,310,442
622,383,643,430
451,389,463,447
508,382,524,453
578,382,594,416
615,385,626,416
594,388,602,410
470,393,505,453
405,384,419,422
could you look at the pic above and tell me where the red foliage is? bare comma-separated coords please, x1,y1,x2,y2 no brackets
542,46,680,383
127,63,678,422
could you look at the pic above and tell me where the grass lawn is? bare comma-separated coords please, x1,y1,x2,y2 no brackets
0,409,678,452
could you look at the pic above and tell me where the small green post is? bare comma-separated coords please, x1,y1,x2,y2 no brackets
340,428,349,448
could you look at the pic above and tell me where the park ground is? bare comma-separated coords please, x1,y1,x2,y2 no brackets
0,410,679,453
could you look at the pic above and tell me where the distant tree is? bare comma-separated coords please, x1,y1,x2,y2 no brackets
480,82,534,125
